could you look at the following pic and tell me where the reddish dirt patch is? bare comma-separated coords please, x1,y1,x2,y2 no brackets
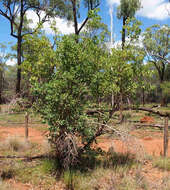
143,137,153,140
0,126,45,143
0,126,169,157
1,126,170,189
140,116,154,123
141,138,170,156
6,179,66,190
96,134,170,157
7,179,31,190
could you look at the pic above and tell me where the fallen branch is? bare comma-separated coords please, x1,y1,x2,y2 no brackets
134,107,170,118
86,107,170,118
0,154,48,161
133,123,169,130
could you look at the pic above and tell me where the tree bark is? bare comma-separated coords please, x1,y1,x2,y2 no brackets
160,80,167,107
111,93,114,108
119,92,123,123
16,36,22,94
71,0,100,42
0,70,3,104
25,112,29,140
142,88,145,106
16,0,24,94
122,16,126,49
71,0,79,39
163,117,169,157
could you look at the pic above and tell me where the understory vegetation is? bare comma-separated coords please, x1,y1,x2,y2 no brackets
0,137,170,190
0,108,169,189
0,0,169,189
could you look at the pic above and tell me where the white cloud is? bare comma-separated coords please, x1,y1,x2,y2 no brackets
106,33,144,51
26,10,75,35
107,0,170,20
6,58,16,66
107,0,120,6
137,0,169,20
0,52,16,66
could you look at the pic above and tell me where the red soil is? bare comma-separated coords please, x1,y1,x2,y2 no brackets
140,116,155,123
0,125,169,156
0,126,44,143
97,137,170,157
0,125,170,189
7,179,66,190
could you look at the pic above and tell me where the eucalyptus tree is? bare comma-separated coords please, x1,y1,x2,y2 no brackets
143,24,170,105
0,0,72,94
117,0,141,49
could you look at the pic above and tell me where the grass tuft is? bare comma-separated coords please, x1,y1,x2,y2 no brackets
105,151,137,170
41,159,59,174
0,136,30,152
153,157,170,171
0,166,16,180
0,179,11,190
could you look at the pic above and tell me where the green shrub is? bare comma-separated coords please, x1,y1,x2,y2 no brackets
41,159,59,174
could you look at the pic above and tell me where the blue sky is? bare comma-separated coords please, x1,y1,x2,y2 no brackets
0,0,170,65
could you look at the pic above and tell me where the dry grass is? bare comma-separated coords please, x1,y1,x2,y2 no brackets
63,166,150,190
160,177,170,190
149,176,170,190
0,179,11,190
0,158,63,190
42,139,53,155
0,108,169,189
153,157,170,171
0,136,30,152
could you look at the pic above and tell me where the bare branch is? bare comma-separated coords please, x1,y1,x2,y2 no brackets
151,54,170,64
77,2,100,34
86,106,170,118
78,17,89,34
133,107,170,118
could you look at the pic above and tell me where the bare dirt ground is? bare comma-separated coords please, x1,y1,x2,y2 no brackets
0,126,169,156
0,125,170,189
98,135,170,157
6,179,66,190
0,126,44,144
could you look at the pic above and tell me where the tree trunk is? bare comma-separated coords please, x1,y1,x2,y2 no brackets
163,117,169,157
25,112,29,140
119,92,123,123
72,0,79,42
142,88,145,106
160,80,167,107
111,93,114,108
0,71,3,104
127,97,131,109
16,1,24,95
122,16,126,49
161,97,166,107
16,37,22,94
